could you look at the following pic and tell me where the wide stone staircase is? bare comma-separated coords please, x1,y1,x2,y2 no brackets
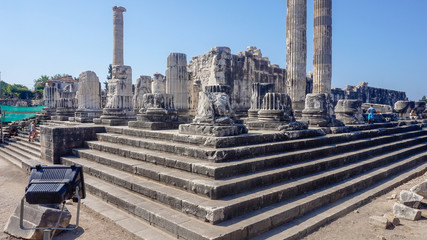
2,122,427,240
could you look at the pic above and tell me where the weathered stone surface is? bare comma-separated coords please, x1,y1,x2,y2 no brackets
393,202,421,221
331,82,407,107
133,75,152,112
383,213,400,226
52,90,78,121
277,121,309,131
258,93,295,122
394,101,415,119
152,73,166,94
368,215,391,229
193,86,234,125
112,6,126,65
414,101,426,117
248,83,274,119
4,201,71,240
361,103,393,114
410,180,427,198
286,0,307,114
166,53,189,110
313,0,332,94
301,93,342,127
178,124,248,137
400,190,423,208
334,99,364,125
74,71,102,122
188,46,286,115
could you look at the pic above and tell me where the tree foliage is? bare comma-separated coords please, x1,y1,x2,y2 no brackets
0,81,33,99
420,96,427,103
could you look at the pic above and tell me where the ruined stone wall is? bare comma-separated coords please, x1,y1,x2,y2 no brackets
330,82,407,107
187,46,286,115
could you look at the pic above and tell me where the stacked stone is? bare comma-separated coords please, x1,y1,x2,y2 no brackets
128,73,180,130
258,93,295,122
95,6,135,125
179,85,248,137
74,71,102,123
394,101,415,119
301,93,340,127
313,0,332,94
334,99,364,125
286,0,307,115
166,53,189,112
132,75,152,113
248,83,275,119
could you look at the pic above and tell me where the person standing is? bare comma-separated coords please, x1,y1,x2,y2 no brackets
28,120,38,141
367,105,376,124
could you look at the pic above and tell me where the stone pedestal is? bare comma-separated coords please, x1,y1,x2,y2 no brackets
248,83,275,119
257,93,295,122
95,65,136,126
179,85,248,137
286,0,307,116
129,93,181,130
394,101,415,119
301,93,342,127
334,99,364,125
166,53,189,111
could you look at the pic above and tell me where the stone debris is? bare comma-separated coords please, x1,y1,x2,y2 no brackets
383,213,400,226
368,215,392,229
4,201,71,239
399,190,423,209
393,203,421,221
386,194,397,200
410,180,427,198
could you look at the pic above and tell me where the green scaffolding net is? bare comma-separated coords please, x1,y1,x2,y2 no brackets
0,105,46,123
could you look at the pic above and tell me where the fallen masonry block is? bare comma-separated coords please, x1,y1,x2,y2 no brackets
400,190,423,209
369,216,392,229
393,203,421,221
383,213,400,226
410,180,427,198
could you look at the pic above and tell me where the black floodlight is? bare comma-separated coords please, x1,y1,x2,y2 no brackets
25,164,86,204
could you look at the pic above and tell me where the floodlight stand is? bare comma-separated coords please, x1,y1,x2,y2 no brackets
20,186,82,240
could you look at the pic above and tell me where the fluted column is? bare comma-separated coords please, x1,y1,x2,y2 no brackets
166,53,189,110
286,0,307,113
313,0,332,94
112,6,126,65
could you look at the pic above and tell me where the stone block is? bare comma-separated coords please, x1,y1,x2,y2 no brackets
4,201,71,239
368,215,392,229
179,124,248,137
410,180,427,198
393,203,421,221
383,213,400,226
399,190,423,209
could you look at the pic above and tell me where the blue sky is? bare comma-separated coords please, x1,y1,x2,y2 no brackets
0,0,426,100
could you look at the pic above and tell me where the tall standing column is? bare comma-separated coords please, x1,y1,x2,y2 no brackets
286,0,307,115
166,53,189,111
113,6,126,65
313,0,332,94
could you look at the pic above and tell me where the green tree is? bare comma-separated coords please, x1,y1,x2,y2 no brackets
0,80,10,98
420,96,427,103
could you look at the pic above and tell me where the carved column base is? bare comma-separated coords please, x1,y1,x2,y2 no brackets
94,108,136,126
51,108,76,121
179,123,248,137
74,109,103,123
128,108,182,130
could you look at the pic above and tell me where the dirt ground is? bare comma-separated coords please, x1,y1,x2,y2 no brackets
1,156,427,240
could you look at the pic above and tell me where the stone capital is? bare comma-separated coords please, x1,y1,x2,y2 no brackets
113,6,126,12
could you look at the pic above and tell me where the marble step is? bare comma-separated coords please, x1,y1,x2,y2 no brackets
73,151,427,240
62,141,427,224
75,135,427,201
85,128,427,180
95,125,422,162
103,122,401,148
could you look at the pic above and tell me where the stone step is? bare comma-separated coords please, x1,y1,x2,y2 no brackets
253,161,427,240
96,125,423,162
75,152,427,240
62,142,427,224
0,142,40,172
103,122,401,148
83,194,177,240
75,135,427,201
6,140,41,159
85,128,427,179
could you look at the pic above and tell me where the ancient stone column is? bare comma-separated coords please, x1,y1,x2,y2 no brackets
166,53,189,111
258,93,295,122
75,71,102,122
286,0,307,114
248,83,275,119
133,75,152,112
313,0,332,94
112,6,126,65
